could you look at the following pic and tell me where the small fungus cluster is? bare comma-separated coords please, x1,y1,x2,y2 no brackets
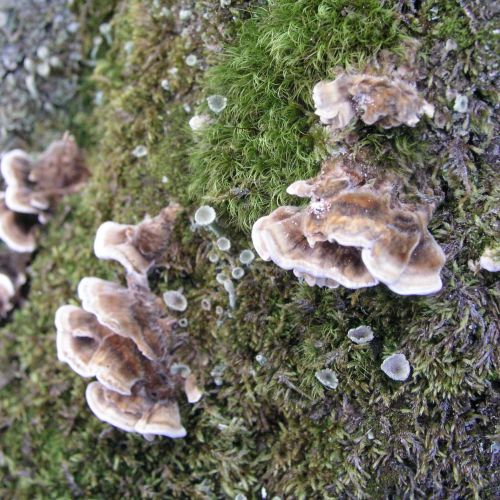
252,153,445,295
56,205,202,439
313,72,434,131
0,134,88,315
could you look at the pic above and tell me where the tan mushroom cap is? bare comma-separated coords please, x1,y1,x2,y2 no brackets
56,305,149,394
312,76,356,128
94,204,181,277
1,149,32,187
86,381,187,438
0,200,37,252
184,373,203,403
94,222,151,275
28,133,89,192
252,206,378,289
77,277,172,361
5,186,51,214
255,153,445,294
55,305,114,378
385,231,446,295
1,134,89,217
313,73,434,130
0,273,16,316
287,157,445,294
302,190,423,284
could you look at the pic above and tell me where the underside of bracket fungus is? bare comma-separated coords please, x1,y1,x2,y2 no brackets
94,203,180,277
0,134,88,254
1,133,89,219
0,199,37,253
252,153,446,295
0,249,28,317
313,73,434,130
56,205,202,439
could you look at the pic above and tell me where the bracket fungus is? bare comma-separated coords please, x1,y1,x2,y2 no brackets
0,250,28,317
1,133,89,220
56,205,202,439
0,199,37,253
94,203,180,278
313,73,434,130
380,353,411,381
86,382,187,439
252,154,445,295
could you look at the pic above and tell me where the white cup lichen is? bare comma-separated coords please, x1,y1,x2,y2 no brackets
207,94,228,113
380,353,411,381
194,205,216,226
163,290,188,312
239,249,255,265
315,369,338,389
231,267,244,280
347,325,374,344
216,237,231,251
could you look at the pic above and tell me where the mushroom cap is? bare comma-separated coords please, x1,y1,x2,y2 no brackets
283,157,446,295
184,373,203,403
29,134,89,191
86,382,187,438
94,221,151,275
252,206,378,289
55,305,115,377
78,277,170,361
313,73,434,130
349,74,434,128
0,202,37,253
4,186,47,214
1,149,32,187
89,333,146,395
0,272,16,316
312,77,356,128
380,353,411,381
384,231,446,295
301,190,423,285
94,205,180,275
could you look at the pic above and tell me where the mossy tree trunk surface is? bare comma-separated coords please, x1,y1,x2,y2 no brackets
0,0,498,498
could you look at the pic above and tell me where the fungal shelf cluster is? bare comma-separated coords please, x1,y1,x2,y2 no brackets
0,134,88,316
56,205,202,439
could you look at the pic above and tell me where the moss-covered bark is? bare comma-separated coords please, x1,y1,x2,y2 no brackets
0,0,498,498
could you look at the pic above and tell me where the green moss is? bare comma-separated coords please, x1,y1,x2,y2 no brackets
0,0,498,498
189,0,402,231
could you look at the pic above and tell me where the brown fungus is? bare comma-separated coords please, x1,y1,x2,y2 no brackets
0,198,38,252
1,133,89,219
94,203,180,277
56,205,202,438
86,381,187,439
313,73,434,130
77,277,174,362
252,155,445,295
0,249,29,316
